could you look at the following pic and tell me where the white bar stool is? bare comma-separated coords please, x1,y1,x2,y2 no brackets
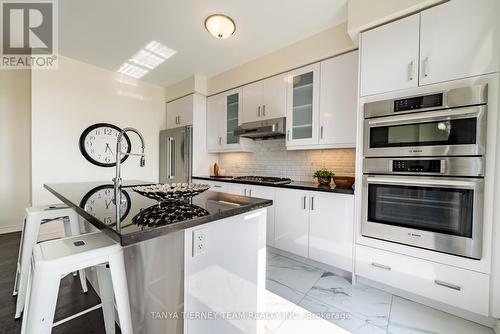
21,232,133,334
13,204,88,319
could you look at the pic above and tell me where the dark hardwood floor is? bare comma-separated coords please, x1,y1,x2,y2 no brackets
0,232,120,334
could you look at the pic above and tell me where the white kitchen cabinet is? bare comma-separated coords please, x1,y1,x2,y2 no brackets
274,188,310,257
319,51,358,147
309,193,354,272
419,0,499,86
286,64,320,147
206,89,251,153
166,94,194,129
241,74,287,124
355,245,490,316
262,74,287,120
246,185,276,247
206,93,225,152
360,14,420,97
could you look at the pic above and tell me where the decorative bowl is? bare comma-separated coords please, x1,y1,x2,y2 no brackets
332,176,355,188
132,183,210,202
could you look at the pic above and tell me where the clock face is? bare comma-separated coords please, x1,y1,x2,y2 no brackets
80,185,131,226
79,123,132,167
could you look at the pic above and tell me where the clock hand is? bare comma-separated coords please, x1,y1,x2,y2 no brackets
105,143,114,155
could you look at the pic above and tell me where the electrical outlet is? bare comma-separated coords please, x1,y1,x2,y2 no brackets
192,229,207,257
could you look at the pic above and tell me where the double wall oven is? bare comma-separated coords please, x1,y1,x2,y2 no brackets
361,85,487,259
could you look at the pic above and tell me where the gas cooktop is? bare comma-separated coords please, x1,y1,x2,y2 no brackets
233,176,292,185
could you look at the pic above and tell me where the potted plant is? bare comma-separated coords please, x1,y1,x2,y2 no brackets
313,169,335,186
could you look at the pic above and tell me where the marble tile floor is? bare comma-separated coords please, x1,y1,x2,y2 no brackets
264,249,494,334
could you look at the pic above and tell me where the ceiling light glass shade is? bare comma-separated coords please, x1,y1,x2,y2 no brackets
205,14,236,39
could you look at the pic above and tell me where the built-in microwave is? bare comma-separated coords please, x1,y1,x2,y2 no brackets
363,85,487,158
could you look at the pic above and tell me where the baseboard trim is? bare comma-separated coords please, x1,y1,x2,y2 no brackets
0,224,22,234
494,319,500,334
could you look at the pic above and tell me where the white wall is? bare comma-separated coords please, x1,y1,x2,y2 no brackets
31,56,166,206
0,70,31,233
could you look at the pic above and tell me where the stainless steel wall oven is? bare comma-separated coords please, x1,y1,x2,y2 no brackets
361,85,487,259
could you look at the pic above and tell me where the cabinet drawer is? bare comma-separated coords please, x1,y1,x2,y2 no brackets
355,245,489,315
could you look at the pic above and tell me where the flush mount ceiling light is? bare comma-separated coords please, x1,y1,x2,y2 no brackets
204,14,236,39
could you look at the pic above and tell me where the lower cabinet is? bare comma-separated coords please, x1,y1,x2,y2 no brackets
355,245,490,316
274,188,354,270
309,192,354,272
274,188,310,258
196,179,355,272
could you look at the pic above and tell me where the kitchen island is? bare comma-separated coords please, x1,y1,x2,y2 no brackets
45,181,272,334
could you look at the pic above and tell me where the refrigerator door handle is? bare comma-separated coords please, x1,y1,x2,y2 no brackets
167,137,176,179
185,126,193,183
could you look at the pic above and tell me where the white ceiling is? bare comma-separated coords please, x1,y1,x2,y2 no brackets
59,0,347,86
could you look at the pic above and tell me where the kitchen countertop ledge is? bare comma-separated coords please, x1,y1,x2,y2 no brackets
45,181,272,246
193,176,355,195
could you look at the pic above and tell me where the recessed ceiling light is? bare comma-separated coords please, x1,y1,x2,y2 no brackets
204,14,236,39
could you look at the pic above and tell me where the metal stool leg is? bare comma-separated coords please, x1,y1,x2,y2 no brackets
96,265,116,334
13,217,27,296
109,251,133,334
23,268,60,334
15,214,41,319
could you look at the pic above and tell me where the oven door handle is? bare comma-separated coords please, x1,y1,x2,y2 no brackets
366,176,479,189
366,106,484,126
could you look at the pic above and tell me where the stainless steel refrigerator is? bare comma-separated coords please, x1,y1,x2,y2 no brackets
159,126,192,184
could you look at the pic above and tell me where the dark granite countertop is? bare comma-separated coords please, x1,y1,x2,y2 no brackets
45,181,272,246
192,176,355,195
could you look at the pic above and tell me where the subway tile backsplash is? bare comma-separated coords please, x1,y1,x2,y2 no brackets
217,139,356,182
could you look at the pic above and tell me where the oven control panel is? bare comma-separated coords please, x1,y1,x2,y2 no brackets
393,93,443,112
392,159,444,173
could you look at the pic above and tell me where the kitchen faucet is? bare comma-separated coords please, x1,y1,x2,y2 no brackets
114,127,145,232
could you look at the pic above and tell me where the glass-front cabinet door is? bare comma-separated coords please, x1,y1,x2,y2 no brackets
286,63,320,147
224,88,241,148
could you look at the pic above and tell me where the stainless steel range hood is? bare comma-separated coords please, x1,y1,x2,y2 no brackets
234,117,286,139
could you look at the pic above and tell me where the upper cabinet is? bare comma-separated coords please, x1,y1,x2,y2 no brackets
206,88,251,153
360,0,499,96
360,14,420,97
166,95,195,129
241,74,287,123
419,0,499,86
286,63,320,147
319,51,358,147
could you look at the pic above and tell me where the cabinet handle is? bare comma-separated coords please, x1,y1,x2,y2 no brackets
244,189,247,196
218,137,222,145
320,126,324,139
303,196,307,210
258,106,261,117
287,130,290,141
423,57,429,77
213,185,222,188
434,280,461,291
178,116,181,124
310,196,314,211
407,61,414,81
371,262,391,271
249,189,252,196
262,105,266,116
